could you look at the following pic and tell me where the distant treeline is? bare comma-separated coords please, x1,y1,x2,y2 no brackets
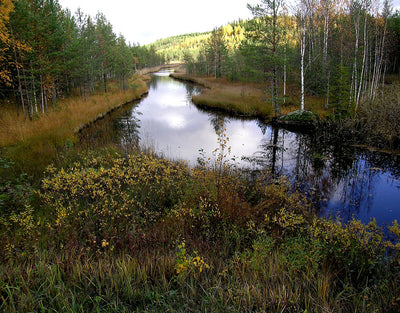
0,0,164,120
148,23,246,63
149,32,212,62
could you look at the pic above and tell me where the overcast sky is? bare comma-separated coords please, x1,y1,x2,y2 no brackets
58,0,400,46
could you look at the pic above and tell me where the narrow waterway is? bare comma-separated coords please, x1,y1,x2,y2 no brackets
80,70,400,226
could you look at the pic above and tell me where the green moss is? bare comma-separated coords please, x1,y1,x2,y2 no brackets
279,110,318,122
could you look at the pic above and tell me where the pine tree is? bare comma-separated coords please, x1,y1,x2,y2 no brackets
247,0,285,116
206,28,228,79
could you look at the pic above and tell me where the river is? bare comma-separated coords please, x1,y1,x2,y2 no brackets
79,69,400,227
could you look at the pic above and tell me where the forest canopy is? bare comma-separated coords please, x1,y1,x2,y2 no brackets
0,0,164,120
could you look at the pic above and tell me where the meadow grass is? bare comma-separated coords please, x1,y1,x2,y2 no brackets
0,76,148,177
171,73,332,121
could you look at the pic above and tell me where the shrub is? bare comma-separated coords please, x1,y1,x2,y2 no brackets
39,152,189,251
174,241,210,280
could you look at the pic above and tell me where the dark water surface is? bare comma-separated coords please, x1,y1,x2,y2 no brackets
80,70,400,226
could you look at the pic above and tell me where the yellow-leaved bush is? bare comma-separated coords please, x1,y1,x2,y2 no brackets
174,242,210,280
39,152,189,250
258,209,400,282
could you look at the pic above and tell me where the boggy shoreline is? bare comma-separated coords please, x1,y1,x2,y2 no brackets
73,72,157,134
137,63,184,76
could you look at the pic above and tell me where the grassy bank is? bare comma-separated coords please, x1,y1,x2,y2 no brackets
171,73,272,118
136,63,183,76
0,75,148,177
170,73,331,121
1,146,400,312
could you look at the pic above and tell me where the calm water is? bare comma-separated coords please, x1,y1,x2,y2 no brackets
80,70,400,226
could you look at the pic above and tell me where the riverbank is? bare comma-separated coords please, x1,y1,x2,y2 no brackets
136,63,184,76
0,75,148,176
170,73,273,119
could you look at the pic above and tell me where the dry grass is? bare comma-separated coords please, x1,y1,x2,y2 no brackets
136,63,183,75
357,80,400,149
0,76,147,148
171,74,272,118
171,73,330,120
194,81,271,117
0,248,343,312
0,76,148,176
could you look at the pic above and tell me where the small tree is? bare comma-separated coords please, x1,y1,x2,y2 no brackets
206,28,228,79
330,64,352,119
247,0,285,116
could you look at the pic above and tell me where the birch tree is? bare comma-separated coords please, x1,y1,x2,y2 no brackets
320,0,333,107
297,0,309,111
369,0,391,101
355,0,371,108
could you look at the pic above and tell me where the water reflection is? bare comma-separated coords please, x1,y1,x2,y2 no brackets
79,70,400,226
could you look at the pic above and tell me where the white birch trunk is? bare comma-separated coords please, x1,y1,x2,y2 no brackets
300,21,306,111
40,75,45,114
323,10,330,108
356,13,368,108
351,15,360,105
283,45,287,104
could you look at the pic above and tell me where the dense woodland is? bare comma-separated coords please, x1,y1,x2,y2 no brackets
180,0,400,118
0,0,164,120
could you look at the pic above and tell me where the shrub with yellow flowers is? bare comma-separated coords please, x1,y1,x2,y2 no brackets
39,152,189,251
